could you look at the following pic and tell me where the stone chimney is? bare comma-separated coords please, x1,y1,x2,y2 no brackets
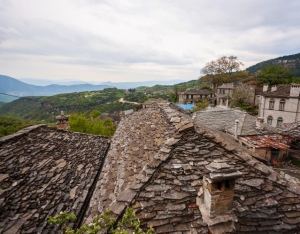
234,120,239,139
290,84,300,97
56,111,70,130
197,160,242,233
263,84,268,92
271,85,277,92
256,117,264,129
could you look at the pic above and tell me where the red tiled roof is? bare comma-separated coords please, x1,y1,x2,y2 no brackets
241,135,289,149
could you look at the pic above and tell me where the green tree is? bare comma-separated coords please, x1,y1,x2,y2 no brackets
200,56,245,90
89,109,101,119
193,100,209,111
48,208,154,234
103,118,116,137
69,114,90,133
69,113,116,137
258,65,294,85
230,84,254,108
169,85,179,103
0,116,35,137
200,86,212,91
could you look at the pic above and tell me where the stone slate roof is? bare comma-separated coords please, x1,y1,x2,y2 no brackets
240,135,289,149
85,104,176,222
182,89,213,95
0,125,110,233
261,85,291,98
193,107,275,136
218,83,235,89
279,121,300,139
85,101,300,233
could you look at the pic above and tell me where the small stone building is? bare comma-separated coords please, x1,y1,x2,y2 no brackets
178,89,214,104
193,107,291,163
216,83,236,107
239,135,289,162
193,107,275,137
0,125,110,233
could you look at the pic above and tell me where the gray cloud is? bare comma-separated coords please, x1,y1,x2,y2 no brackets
0,0,300,82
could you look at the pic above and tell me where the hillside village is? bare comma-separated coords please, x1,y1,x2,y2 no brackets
1,98,300,233
2,0,300,232
2,55,300,233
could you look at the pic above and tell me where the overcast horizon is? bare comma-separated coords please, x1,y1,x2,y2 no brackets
1,0,300,83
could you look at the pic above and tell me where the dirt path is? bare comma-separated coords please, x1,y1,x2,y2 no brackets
119,98,141,105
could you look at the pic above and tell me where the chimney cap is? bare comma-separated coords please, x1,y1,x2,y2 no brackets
205,161,242,182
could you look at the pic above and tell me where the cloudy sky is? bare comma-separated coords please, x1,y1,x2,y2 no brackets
0,0,300,83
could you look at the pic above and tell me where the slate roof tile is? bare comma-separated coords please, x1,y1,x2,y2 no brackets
193,107,276,136
85,100,300,233
0,125,110,233
261,85,291,97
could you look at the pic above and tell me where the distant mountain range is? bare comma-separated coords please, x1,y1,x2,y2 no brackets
0,75,186,102
0,75,111,102
246,53,300,76
99,80,186,89
1,52,300,103
18,78,186,88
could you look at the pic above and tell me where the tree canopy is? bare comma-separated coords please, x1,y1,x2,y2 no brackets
258,64,294,85
69,113,116,137
230,84,254,108
48,207,154,234
200,56,246,90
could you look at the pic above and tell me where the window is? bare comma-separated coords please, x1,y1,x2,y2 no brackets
269,99,275,109
277,117,283,127
279,99,285,110
267,116,273,125
220,89,225,94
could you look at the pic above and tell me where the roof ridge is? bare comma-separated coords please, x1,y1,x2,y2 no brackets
94,101,300,232
108,101,195,214
0,124,46,144
238,111,248,135
108,102,279,216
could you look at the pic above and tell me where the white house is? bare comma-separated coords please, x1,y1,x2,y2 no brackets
258,84,300,127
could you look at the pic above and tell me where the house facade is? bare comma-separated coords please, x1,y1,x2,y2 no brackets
216,83,236,106
258,84,300,128
178,89,214,104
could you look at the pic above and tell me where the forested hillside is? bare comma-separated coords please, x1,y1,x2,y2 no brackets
135,80,204,94
0,117,36,137
246,53,300,76
0,88,135,122
0,88,169,124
